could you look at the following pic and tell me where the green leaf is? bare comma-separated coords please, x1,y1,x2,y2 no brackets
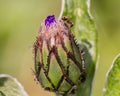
103,54,120,96
0,74,28,96
59,0,97,96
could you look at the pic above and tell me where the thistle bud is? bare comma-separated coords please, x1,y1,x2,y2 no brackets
33,15,86,95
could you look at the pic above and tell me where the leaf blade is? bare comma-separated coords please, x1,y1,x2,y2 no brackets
0,74,28,96
103,54,120,96
61,0,98,96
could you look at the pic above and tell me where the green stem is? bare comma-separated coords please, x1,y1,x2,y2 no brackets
54,93,75,96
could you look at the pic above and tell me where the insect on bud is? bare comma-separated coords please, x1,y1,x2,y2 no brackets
33,15,86,95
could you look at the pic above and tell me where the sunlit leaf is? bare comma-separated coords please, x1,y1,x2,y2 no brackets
103,54,120,96
59,0,98,96
0,74,28,96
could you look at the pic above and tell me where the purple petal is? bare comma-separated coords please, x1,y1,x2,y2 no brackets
45,15,56,27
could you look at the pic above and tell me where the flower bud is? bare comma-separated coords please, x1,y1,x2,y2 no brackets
33,15,86,95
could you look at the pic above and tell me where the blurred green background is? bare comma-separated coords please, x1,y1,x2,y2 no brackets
91,0,120,96
0,0,120,96
0,0,60,96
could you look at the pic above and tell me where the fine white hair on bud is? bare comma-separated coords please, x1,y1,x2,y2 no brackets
33,15,86,95
38,15,69,49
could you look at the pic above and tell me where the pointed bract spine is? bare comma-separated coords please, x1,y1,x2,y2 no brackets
33,15,86,95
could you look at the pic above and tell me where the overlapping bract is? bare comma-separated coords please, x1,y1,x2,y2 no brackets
33,15,86,95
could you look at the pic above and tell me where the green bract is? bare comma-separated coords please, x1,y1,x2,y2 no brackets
33,16,86,95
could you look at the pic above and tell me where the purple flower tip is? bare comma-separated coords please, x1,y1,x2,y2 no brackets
45,15,56,27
